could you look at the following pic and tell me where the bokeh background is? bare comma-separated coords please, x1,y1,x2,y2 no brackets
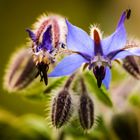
0,0,140,139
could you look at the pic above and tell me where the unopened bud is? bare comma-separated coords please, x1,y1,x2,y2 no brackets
78,78,94,130
123,56,140,79
4,48,38,91
51,89,72,128
79,94,94,130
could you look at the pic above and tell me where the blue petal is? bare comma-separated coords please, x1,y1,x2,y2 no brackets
111,48,140,60
41,25,53,51
102,67,111,89
48,54,88,77
102,11,127,55
66,20,94,57
26,29,37,42
117,11,127,28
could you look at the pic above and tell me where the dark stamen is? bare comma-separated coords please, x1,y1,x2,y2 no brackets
126,9,131,19
37,62,49,85
93,66,105,88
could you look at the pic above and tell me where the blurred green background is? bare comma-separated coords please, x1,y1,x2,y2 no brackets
0,0,140,139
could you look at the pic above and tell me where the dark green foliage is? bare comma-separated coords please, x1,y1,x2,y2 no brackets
111,112,139,140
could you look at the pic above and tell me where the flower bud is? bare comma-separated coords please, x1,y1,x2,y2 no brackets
79,94,94,130
123,56,140,79
78,78,94,130
4,48,38,91
51,89,72,128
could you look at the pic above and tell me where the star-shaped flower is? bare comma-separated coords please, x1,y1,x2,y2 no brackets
49,9,140,89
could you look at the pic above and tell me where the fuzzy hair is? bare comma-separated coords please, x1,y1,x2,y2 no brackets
89,24,103,40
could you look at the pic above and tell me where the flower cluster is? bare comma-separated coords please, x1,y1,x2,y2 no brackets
3,9,140,131
50,74,94,130
24,9,140,90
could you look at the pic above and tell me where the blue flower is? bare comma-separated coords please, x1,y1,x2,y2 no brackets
49,9,140,89
26,25,53,85
26,14,68,85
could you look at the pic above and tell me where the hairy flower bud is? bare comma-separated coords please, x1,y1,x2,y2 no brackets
79,94,94,130
78,78,94,130
4,48,38,91
51,89,72,128
123,56,140,79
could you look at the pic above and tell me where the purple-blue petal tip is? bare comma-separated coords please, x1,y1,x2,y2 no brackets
102,10,129,55
26,29,37,42
117,9,131,28
41,25,53,51
102,67,111,89
65,19,94,57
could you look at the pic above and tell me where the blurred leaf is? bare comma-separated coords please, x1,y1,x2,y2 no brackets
0,108,51,140
111,63,127,84
129,94,140,107
93,115,111,140
95,116,104,130
65,118,85,137
64,118,95,139
44,77,66,94
20,114,52,139
84,72,113,107
16,80,48,102
111,112,139,140
24,93,48,102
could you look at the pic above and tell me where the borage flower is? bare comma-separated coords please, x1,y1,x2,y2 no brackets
49,9,140,89
26,15,67,85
